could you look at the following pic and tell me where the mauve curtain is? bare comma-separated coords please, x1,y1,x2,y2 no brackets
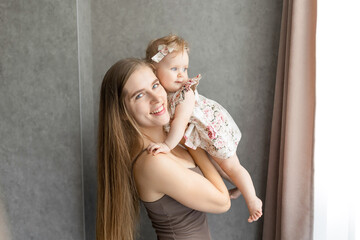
262,0,317,239
0,199,10,240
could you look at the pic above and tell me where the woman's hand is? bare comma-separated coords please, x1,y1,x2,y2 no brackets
147,142,171,155
228,187,242,199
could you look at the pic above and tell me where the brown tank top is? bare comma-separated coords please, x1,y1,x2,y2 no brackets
133,150,212,240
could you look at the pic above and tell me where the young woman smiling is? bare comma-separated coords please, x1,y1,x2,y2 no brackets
96,58,230,240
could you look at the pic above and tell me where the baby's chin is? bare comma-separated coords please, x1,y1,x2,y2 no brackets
167,90,179,93
167,86,183,93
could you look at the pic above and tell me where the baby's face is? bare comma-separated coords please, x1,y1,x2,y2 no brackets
155,50,189,93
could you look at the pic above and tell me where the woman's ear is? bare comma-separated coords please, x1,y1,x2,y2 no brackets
121,114,129,121
150,62,157,74
120,102,129,121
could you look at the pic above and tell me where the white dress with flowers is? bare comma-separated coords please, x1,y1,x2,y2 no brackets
165,75,242,159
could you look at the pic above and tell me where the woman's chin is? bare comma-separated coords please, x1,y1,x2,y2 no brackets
146,113,170,127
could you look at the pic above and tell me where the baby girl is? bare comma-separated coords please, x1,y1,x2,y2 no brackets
145,34,262,222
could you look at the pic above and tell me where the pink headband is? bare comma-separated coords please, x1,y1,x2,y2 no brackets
151,44,174,63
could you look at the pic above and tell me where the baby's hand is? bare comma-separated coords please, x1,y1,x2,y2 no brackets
147,142,171,155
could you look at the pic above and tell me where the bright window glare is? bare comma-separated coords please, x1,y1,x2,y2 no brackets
314,0,360,240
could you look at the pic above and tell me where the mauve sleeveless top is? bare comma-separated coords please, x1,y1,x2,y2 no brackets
133,150,212,240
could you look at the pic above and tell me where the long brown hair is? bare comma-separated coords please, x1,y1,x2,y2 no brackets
96,58,150,240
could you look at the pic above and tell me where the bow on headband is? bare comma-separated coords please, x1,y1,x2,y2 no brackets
151,44,174,63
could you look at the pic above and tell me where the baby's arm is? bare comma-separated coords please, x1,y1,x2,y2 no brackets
148,89,195,155
166,90,195,148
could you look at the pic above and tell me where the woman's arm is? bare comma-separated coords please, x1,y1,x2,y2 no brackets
188,148,242,199
187,148,230,203
134,150,231,214
148,90,195,154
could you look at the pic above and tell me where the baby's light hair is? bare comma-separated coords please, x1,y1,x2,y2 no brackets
145,34,189,63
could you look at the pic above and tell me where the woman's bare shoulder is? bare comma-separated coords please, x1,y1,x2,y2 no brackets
132,151,174,201
133,151,175,181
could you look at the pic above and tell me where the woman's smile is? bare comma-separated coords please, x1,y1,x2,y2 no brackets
150,104,166,115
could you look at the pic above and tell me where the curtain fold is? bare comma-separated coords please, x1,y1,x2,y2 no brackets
262,0,317,239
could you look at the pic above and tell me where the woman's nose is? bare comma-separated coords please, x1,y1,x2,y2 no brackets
149,91,162,103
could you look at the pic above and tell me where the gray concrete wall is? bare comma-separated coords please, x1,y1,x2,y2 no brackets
0,0,282,239
0,0,84,239
90,0,282,240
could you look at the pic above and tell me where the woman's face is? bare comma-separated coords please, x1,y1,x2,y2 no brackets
123,66,169,130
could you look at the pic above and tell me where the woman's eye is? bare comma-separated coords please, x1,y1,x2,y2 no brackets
171,67,177,71
135,93,144,100
153,83,159,89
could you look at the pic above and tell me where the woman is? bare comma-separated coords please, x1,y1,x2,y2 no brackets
96,58,230,240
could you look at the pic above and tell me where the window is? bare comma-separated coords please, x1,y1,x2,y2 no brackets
314,1,360,239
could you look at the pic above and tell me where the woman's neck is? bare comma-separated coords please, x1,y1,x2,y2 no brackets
140,126,167,146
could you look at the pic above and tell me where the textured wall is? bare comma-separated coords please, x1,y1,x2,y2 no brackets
90,0,282,239
0,1,84,239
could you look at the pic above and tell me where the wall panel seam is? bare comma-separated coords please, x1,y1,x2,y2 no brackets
76,0,87,239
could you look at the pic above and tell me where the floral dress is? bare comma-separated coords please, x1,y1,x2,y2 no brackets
165,75,242,159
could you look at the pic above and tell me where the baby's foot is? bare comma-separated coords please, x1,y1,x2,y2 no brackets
228,187,242,199
247,197,263,223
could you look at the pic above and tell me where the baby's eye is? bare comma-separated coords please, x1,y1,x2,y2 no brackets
182,67,188,72
153,83,160,89
135,93,144,100
171,67,177,71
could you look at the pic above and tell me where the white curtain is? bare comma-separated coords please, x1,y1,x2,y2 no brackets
314,0,360,239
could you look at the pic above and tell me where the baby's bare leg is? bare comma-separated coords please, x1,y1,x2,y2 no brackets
208,155,231,181
207,156,242,199
212,154,263,222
